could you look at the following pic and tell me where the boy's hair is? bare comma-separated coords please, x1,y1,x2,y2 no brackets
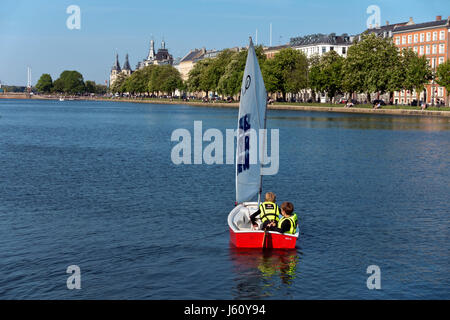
281,202,294,215
265,192,276,202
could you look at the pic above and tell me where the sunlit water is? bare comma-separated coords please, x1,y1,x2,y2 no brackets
0,99,448,299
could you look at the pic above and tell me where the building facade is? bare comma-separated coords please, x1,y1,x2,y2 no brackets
393,16,450,105
359,20,409,40
290,33,354,58
175,48,207,81
175,48,227,81
136,39,174,69
110,53,132,87
263,44,290,59
110,38,175,88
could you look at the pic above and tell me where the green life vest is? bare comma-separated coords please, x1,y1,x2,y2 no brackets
277,216,297,234
259,202,280,223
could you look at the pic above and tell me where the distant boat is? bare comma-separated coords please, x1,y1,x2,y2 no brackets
227,38,299,249
59,97,65,101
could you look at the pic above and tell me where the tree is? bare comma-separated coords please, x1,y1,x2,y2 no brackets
401,49,432,103
436,60,450,106
85,80,96,93
307,55,322,102
261,57,280,95
217,50,247,98
35,73,53,93
343,33,400,102
308,51,345,102
154,65,183,95
53,70,85,94
262,48,308,101
187,46,266,100
201,49,234,96
110,73,128,94
95,84,107,95
187,59,212,96
125,66,156,95
217,57,244,97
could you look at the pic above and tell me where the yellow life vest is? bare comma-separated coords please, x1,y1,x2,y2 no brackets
259,202,280,223
277,216,297,234
291,212,298,228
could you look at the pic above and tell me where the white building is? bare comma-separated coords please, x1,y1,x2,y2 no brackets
136,39,174,69
290,33,354,58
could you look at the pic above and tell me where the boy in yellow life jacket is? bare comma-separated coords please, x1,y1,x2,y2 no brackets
250,192,281,230
267,201,298,234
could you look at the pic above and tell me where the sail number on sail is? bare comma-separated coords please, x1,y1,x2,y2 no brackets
237,113,250,175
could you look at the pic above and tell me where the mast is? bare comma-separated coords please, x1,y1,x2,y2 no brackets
258,74,268,207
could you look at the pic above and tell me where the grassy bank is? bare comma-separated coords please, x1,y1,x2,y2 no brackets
274,101,450,112
100,97,450,116
3,94,449,117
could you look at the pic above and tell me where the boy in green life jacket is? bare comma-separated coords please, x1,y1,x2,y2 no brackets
267,201,298,234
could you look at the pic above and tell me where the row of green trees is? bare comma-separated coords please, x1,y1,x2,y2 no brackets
310,34,435,103
35,71,107,95
44,33,449,103
186,33,450,104
111,64,183,96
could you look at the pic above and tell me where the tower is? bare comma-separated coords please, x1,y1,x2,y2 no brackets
122,54,132,76
147,39,156,61
110,53,122,87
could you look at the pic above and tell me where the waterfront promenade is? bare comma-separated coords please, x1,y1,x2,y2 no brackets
1,93,450,118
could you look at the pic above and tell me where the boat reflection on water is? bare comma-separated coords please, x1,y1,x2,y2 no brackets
229,245,301,299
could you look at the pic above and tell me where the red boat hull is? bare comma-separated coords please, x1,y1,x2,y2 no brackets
229,227,297,249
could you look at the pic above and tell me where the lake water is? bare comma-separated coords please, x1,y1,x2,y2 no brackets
0,99,449,299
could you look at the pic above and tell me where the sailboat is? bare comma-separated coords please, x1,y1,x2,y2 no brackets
227,38,299,249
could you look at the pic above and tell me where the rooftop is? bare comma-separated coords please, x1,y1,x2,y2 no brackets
364,21,408,34
122,54,131,71
180,48,207,63
290,33,353,47
112,54,121,71
264,44,290,51
393,18,449,33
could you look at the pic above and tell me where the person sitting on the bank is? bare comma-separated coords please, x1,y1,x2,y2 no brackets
250,192,281,230
267,201,298,235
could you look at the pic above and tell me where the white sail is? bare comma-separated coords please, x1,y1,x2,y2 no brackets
235,38,267,204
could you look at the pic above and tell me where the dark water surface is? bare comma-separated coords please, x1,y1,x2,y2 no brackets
0,99,448,299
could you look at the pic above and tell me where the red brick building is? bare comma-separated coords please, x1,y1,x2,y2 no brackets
393,16,450,106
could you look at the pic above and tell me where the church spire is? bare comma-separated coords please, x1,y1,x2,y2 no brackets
147,38,156,60
123,53,131,71
112,53,121,72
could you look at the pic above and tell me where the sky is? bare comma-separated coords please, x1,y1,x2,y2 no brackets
0,0,449,86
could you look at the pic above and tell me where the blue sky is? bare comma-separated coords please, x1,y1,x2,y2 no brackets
0,0,449,86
